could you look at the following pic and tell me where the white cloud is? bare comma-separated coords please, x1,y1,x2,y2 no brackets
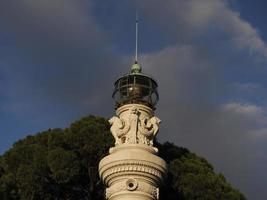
135,0,267,61
223,102,263,115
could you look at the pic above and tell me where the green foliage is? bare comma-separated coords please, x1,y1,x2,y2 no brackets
158,143,246,200
0,116,112,200
47,148,80,183
0,115,246,200
170,155,245,200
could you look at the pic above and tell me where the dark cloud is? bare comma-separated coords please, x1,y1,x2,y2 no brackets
0,0,126,118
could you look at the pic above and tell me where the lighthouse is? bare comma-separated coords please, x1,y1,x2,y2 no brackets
98,17,167,200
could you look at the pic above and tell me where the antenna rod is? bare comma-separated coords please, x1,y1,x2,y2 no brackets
135,12,138,64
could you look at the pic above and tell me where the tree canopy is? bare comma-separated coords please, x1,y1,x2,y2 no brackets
0,115,246,200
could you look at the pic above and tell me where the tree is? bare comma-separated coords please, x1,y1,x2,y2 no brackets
0,115,246,200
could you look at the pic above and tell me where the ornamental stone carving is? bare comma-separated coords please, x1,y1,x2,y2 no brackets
109,104,161,147
109,116,129,145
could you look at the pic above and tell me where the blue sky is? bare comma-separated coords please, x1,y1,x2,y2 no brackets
0,0,267,199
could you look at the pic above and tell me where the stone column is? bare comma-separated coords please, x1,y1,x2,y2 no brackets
99,104,167,200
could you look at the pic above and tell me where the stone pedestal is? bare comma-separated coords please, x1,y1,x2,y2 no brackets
99,104,167,200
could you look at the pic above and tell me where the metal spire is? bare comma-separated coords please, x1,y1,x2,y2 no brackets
131,12,142,73
135,12,138,64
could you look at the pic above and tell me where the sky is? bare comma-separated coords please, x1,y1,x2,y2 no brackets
0,0,267,199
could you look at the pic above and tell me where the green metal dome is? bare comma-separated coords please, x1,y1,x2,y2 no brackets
131,62,142,73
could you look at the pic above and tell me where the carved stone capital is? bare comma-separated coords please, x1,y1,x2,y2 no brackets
109,104,161,147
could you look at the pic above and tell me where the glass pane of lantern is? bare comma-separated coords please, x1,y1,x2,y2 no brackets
113,90,120,102
128,75,134,84
151,80,156,88
120,77,128,87
135,75,149,86
142,94,149,102
151,92,158,105
120,86,128,96
128,85,142,99
142,87,150,96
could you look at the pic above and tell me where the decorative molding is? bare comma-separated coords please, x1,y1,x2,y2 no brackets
100,161,164,183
